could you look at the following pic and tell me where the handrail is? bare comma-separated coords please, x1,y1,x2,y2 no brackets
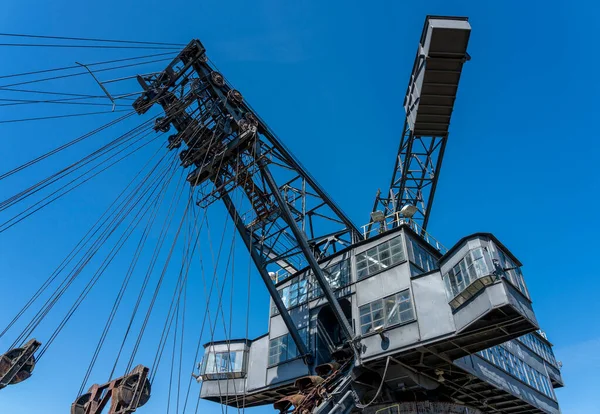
360,213,447,254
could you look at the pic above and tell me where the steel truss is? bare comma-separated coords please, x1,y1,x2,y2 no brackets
372,15,470,233
133,40,361,358
374,122,447,232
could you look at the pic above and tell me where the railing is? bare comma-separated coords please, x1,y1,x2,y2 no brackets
269,268,291,284
360,212,448,254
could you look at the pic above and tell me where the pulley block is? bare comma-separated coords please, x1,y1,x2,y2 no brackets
210,71,225,87
0,338,41,390
226,89,243,105
70,364,151,414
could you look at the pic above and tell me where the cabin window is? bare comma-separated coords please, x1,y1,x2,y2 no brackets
407,237,437,275
308,259,351,299
359,289,415,335
443,247,492,299
356,236,405,280
268,327,308,366
517,333,558,367
202,349,246,379
497,248,529,298
478,345,555,399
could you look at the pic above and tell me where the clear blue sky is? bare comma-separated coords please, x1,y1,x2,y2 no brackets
0,1,599,413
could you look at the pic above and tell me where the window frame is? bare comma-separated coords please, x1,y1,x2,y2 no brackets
443,247,493,301
356,236,407,281
267,327,309,367
358,288,416,336
478,345,556,400
202,349,247,379
407,237,438,275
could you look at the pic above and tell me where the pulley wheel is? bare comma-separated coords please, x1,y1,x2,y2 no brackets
70,393,91,414
245,112,258,127
227,89,243,105
236,118,249,132
154,117,170,133
114,374,151,408
0,348,36,385
210,72,225,87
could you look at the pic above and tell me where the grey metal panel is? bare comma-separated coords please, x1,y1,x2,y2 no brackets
500,281,538,326
355,261,411,308
246,335,269,392
452,279,535,333
455,355,560,414
355,273,386,306
206,342,247,353
269,314,288,338
266,358,310,386
380,264,412,298
546,363,564,386
411,271,456,341
453,282,498,332
361,321,421,361
200,378,246,399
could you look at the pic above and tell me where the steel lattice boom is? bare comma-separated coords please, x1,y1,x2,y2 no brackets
372,16,471,232
133,40,362,357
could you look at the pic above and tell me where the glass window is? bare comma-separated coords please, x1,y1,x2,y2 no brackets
309,259,351,299
359,300,384,334
443,247,494,301
268,327,309,367
203,350,245,377
356,236,406,280
517,333,558,368
408,238,438,275
359,289,415,335
272,278,309,315
478,344,555,399
497,248,529,298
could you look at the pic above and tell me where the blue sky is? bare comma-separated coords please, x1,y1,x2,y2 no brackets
0,1,598,413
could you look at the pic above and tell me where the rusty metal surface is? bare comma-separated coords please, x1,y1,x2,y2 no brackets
274,394,306,412
294,376,324,392
315,362,340,377
70,365,151,414
0,338,41,390
271,352,353,414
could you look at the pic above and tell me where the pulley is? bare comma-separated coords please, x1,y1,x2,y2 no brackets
153,117,170,133
0,338,41,390
226,89,243,105
210,71,225,87
167,134,182,150
70,365,151,414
